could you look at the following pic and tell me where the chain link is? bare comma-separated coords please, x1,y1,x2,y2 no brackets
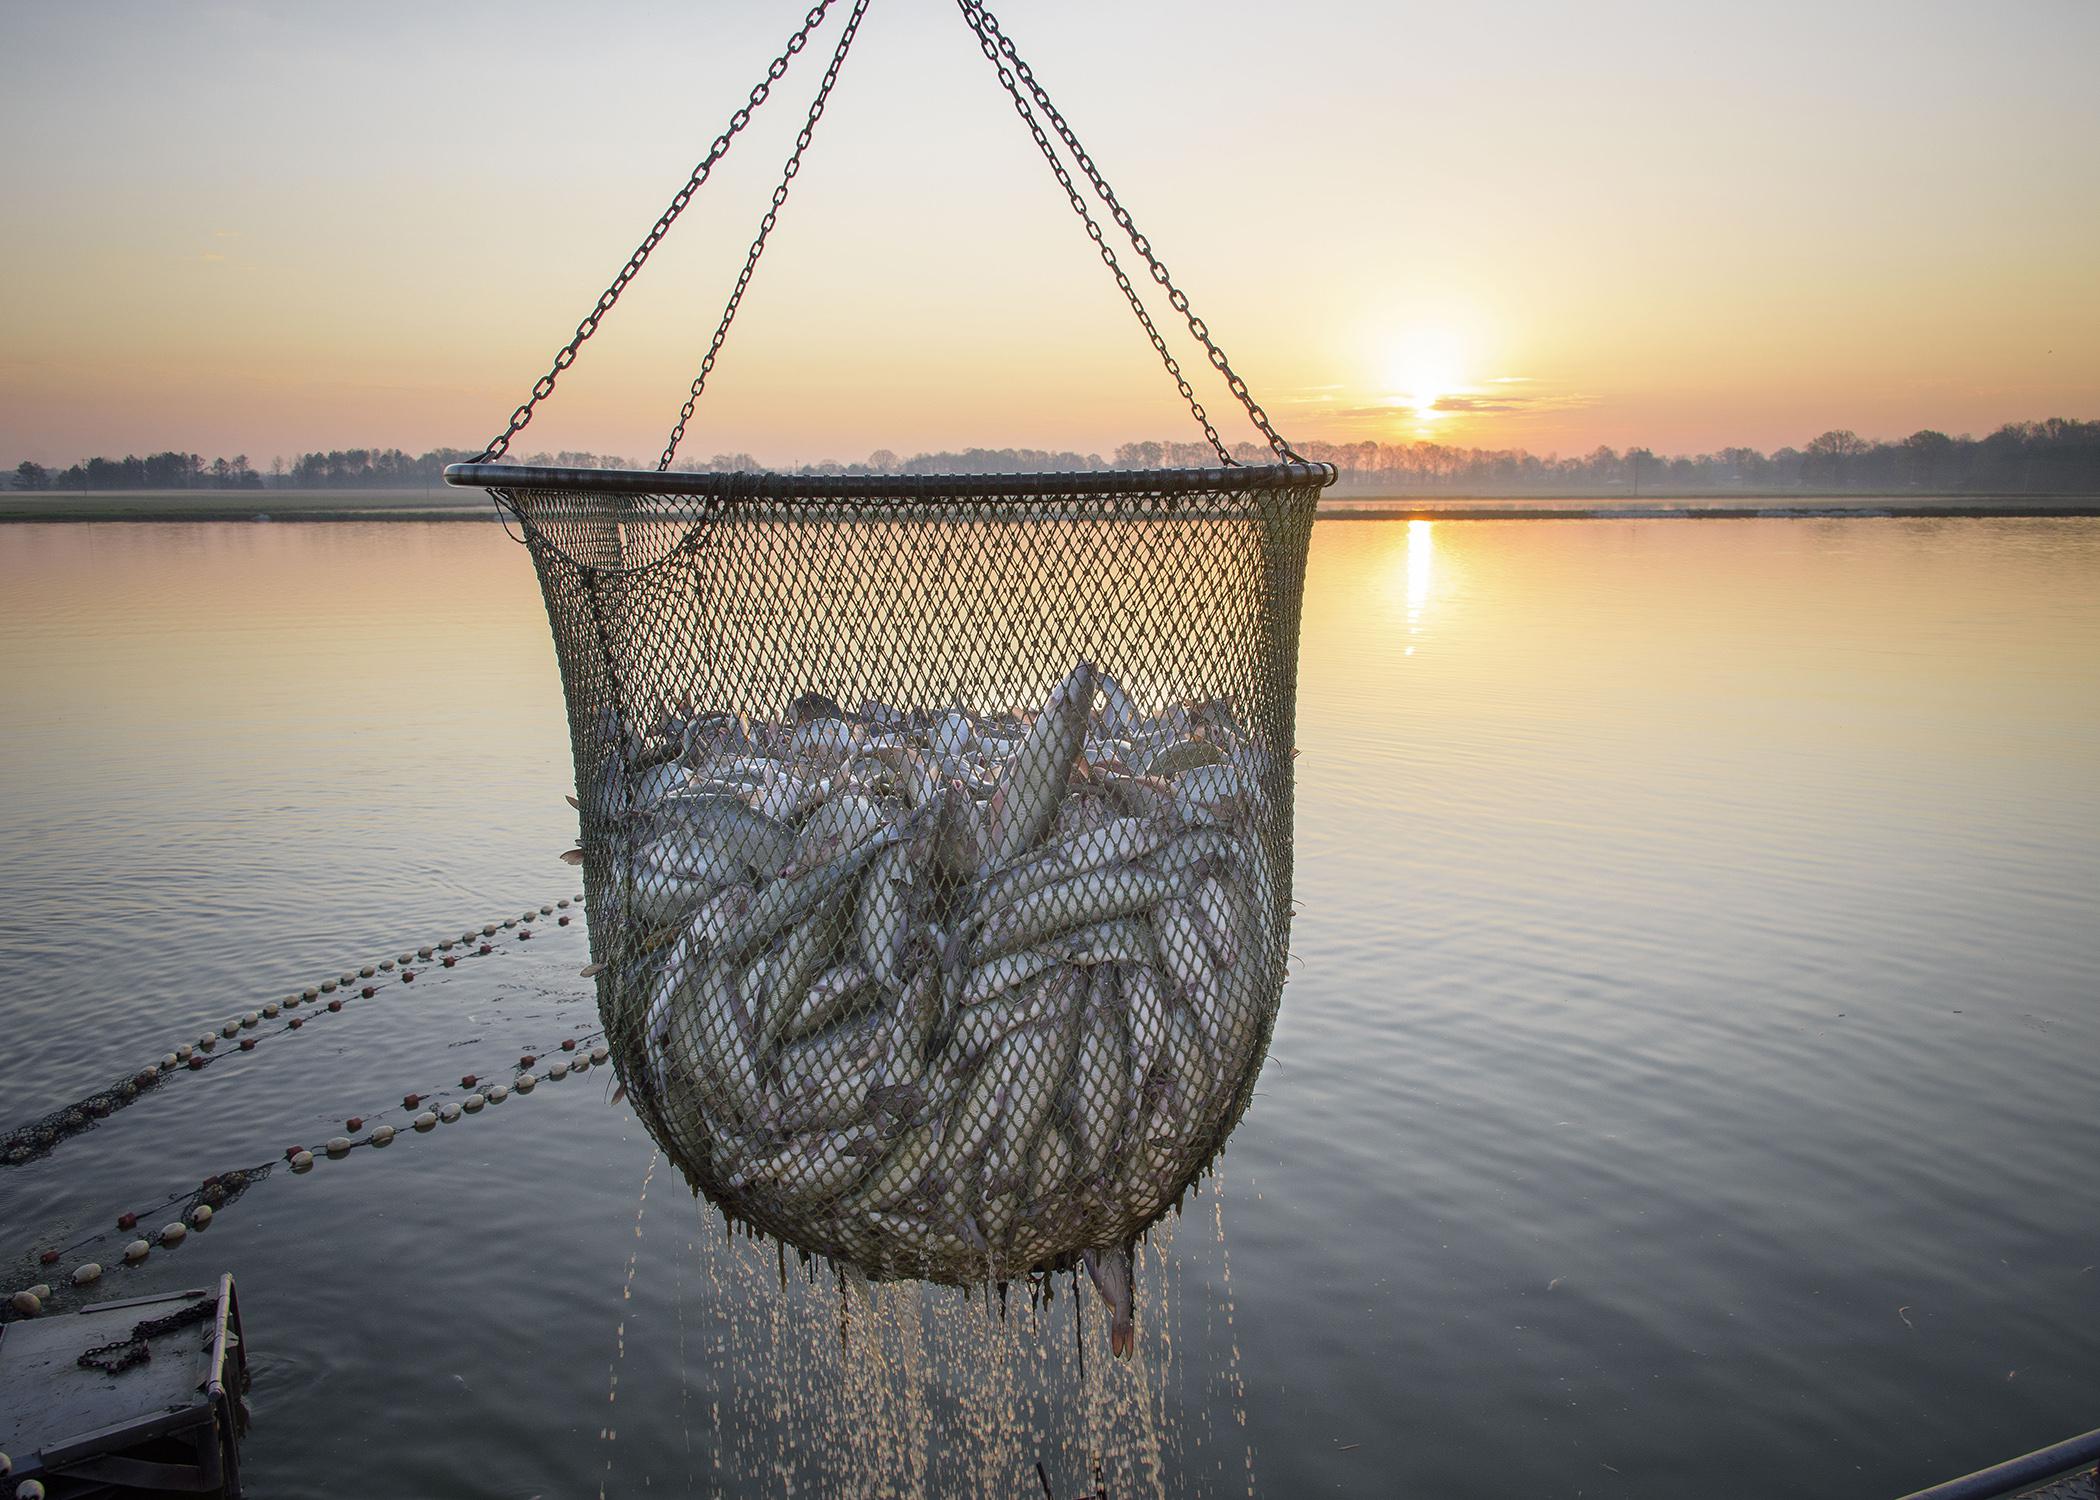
660,0,872,471
76,1296,217,1376
958,1,1303,464
476,2,844,465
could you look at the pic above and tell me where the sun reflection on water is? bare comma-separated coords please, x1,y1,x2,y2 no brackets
1404,518,1434,652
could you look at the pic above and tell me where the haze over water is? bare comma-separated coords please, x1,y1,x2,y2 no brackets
2,515,2095,1496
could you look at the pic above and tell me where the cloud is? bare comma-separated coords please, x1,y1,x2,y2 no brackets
1318,389,1596,423
1432,395,1529,413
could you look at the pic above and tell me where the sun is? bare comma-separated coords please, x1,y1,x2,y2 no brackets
1384,329,1467,426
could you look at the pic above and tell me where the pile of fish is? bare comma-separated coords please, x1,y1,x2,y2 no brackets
576,661,1284,1333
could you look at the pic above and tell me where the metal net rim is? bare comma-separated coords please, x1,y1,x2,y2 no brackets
446,460,1334,577
444,460,1336,502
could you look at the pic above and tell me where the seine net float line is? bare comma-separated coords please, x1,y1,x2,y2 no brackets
0,892,587,1169
5,1030,618,1325
7,1161,273,1324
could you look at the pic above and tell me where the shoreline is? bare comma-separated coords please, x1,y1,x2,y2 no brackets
2,489,2097,524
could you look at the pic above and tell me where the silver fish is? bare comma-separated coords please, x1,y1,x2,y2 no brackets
774,1011,885,1099
684,885,754,952
719,830,898,961
973,866,1178,961
1171,762,1251,827
1121,963,1169,1117
930,710,975,760
927,780,987,878
730,1125,877,1206
1095,670,1141,738
756,891,850,1052
1160,1002,1215,1120
790,717,858,761
946,977,1056,1063
1191,873,1244,968
793,791,889,864
1145,738,1226,778
781,962,876,1047
855,840,914,992
1152,897,1222,1012
865,1209,973,1265
772,1051,875,1132
984,661,1096,867
630,760,689,811
970,816,1167,923
1049,917,1158,968
960,947,1057,1007
1144,827,1248,882
840,1116,944,1213
1082,1243,1136,1359
980,971,1084,1195
1068,974,1127,1179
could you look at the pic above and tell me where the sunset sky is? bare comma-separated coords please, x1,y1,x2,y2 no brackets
3,0,2096,467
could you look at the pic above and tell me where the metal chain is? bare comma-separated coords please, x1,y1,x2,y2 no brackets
475,2,844,465
956,2,1234,465
660,0,872,471
76,1297,216,1376
959,0,1304,464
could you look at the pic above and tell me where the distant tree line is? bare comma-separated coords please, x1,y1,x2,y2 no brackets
12,418,2097,494
14,452,268,491
1280,418,2100,495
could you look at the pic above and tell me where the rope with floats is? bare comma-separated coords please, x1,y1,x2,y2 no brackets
0,893,587,1168
6,1018,624,1324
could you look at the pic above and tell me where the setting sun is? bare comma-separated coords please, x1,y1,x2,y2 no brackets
1385,329,1467,427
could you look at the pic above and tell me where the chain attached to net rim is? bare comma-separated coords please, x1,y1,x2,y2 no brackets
474,1,845,466
953,1,1235,466
659,0,872,472
957,0,1304,465
474,0,1305,475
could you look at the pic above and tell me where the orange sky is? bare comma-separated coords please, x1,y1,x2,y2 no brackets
2,0,2095,467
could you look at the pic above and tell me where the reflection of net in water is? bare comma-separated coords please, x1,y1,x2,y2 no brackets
499,470,1320,1311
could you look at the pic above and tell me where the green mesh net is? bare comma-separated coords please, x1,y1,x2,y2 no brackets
474,462,1326,1287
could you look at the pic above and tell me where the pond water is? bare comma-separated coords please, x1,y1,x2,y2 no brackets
2,516,2096,1497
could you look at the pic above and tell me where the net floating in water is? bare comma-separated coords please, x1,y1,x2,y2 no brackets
448,463,1326,1284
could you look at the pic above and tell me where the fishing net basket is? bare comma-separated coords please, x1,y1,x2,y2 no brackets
443,0,1338,1282
450,461,1325,1281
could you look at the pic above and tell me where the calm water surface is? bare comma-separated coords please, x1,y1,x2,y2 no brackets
2,517,2096,1497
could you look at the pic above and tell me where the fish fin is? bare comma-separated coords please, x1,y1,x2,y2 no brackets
560,847,586,866
566,794,582,809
